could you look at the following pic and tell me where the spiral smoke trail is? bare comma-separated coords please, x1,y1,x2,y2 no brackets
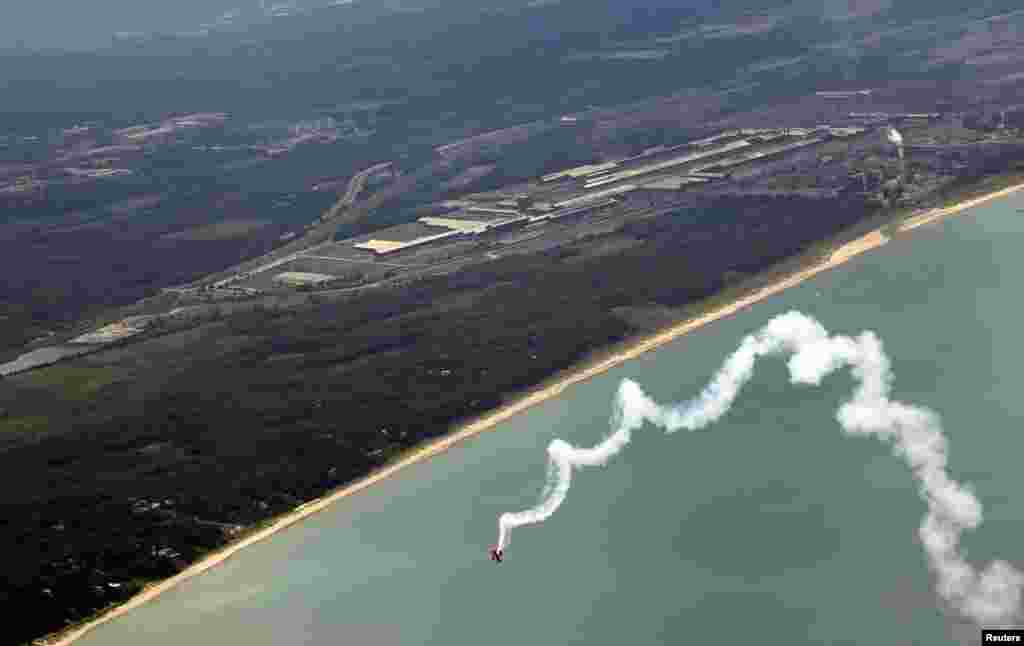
495,311,1022,625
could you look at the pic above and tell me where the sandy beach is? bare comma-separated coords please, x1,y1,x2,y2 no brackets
898,182,1024,232
45,178,1024,646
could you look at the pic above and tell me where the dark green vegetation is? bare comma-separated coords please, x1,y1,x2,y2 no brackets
0,191,877,643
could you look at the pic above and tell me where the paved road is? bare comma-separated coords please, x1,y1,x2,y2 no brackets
298,255,420,269
176,160,394,291
328,161,392,218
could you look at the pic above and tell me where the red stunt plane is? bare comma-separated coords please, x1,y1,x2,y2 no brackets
489,546,504,563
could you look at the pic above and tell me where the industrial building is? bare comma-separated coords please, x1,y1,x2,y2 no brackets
816,90,873,99
348,178,641,257
374,124,865,258
688,130,746,148
348,125,865,257
273,271,337,287
536,128,815,193
541,162,620,183
848,112,940,121
353,223,465,255
465,206,522,217
641,177,710,190
419,214,529,234
699,136,826,172
210,120,881,295
583,139,754,189
525,198,617,223
551,184,639,208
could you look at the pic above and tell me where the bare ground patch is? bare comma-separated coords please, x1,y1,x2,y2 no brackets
162,219,271,242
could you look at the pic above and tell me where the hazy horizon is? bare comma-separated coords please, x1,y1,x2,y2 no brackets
0,0,327,51
0,0,800,52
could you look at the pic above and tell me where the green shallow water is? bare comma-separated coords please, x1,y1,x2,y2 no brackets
77,195,1024,646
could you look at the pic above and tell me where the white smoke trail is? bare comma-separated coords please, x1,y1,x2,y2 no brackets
496,311,1022,625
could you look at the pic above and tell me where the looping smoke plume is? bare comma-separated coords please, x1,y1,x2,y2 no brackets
495,311,1022,625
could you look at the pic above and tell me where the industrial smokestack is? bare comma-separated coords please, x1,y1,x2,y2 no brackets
886,127,905,180
886,126,904,158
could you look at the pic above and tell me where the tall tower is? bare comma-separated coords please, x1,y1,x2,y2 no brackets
14,175,34,193
886,126,905,181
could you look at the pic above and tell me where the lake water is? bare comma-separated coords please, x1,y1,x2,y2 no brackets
76,194,1024,646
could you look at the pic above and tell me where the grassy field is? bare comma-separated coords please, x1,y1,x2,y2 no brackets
0,416,49,434
162,219,271,241
21,365,119,401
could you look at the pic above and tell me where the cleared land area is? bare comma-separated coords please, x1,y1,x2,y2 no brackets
21,365,120,402
162,220,272,242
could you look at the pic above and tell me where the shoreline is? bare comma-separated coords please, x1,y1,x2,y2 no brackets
43,178,1024,646
898,182,1024,232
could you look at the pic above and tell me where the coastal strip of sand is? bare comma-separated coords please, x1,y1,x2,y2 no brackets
44,179,1024,646
899,182,1024,232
